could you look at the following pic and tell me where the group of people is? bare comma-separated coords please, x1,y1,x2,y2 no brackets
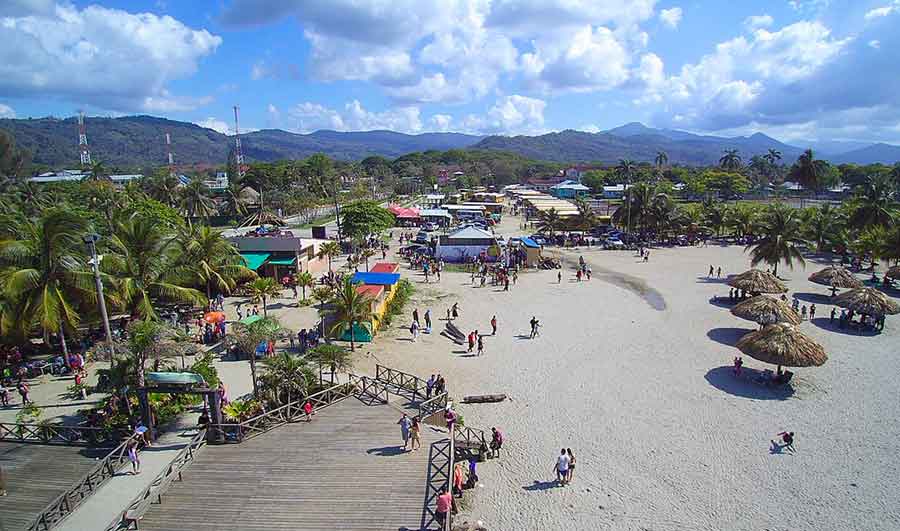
708,265,724,278
554,448,577,486
410,308,433,341
397,412,422,451
789,297,817,321
425,374,447,398
575,257,593,281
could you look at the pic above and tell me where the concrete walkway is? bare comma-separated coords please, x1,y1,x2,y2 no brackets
54,413,202,531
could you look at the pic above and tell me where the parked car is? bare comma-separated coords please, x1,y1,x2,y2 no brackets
415,232,429,244
603,238,625,249
530,235,547,246
422,222,439,232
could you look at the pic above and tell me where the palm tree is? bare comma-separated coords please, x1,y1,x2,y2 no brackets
719,149,742,171
324,277,372,352
537,208,562,238
654,151,668,177
105,216,206,319
702,200,729,237
318,241,341,273
310,344,354,385
0,208,94,363
726,204,759,238
145,171,182,208
848,174,897,229
746,203,806,276
360,248,376,271
788,149,825,193
853,226,886,271
180,178,216,219
127,319,163,388
573,198,596,232
221,180,250,217
296,271,315,301
247,277,281,317
230,316,284,398
85,160,107,182
764,149,782,166
878,224,900,264
175,225,255,299
803,203,844,253
260,351,313,405
614,159,637,231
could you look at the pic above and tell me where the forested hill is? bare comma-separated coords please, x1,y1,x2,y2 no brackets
0,115,482,168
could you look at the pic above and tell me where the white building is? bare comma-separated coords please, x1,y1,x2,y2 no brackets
436,226,500,263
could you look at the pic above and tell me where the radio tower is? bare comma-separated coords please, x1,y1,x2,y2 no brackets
165,133,176,177
78,111,92,166
233,105,245,178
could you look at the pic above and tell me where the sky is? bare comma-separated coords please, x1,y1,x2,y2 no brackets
2,0,900,145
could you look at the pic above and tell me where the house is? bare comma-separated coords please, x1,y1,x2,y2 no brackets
527,174,567,191
340,269,402,342
423,194,446,208
30,170,143,186
227,229,329,278
519,237,543,267
436,226,500,263
602,184,630,199
549,180,590,199
388,205,421,226
419,209,453,227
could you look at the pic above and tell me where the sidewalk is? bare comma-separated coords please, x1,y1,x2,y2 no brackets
54,412,202,531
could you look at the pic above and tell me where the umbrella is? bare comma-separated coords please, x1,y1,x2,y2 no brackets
735,323,827,370
727,269,787,294
808,265,863,295
886,265,900,280
833,287,900,316
731,295,801,326
203,311,226,324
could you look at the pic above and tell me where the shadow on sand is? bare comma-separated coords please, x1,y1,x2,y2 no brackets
708,296,735,309
704,366,795,400
810,317,881,337
696,276,729,284
706,327,754,346
522,480,560,491
791,292,832,305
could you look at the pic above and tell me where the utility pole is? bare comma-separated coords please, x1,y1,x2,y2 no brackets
233,105,246,178
78,111,92,166
84,233,115,367
166,132,176,177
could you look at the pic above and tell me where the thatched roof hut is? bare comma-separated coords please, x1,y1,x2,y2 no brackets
833,287,900,316
886,265,900,280
727,269,787,294
735,323,827,369
808,265,863,290
731,295,801,326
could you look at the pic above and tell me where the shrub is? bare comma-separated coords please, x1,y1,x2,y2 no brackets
381,279,414,327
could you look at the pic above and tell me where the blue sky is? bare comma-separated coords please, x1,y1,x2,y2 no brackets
2,0,900,145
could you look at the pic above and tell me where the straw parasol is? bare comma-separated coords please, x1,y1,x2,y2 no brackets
731,295,801,326
886,265,900,280
808,265,863,295
735,323,827,371
833,287,900,316
727,269,788,294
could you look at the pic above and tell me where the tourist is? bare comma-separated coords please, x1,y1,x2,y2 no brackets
801,305,808,320
446,308,452,322
303,400,314,422
810,304,816,320
435,487,452,526
558,271,562,283
554,448,570,485
410,417,421,451
490,427,504,458
236,304,243,320
576,269,582,282
830,307,836,323
644,251,649,262
424,309,432,331
733,356,743,376
453,462,465,497
529,316,540,339
771,431,796,453
252,305,259,316
426,374,436,399
435,374,445,395
566,448,577,483
477,334,484,356
586,267,592,280
709,265,714,278
413,308,420,326
17,380,29,405
467,331,475,353
397,413,412,450
467,457,478,488
491,315,497,336
127,438,141,474
0,382,8,406
411,320,420,342
452,303,459,320
717,266,722,278
513,271,518,285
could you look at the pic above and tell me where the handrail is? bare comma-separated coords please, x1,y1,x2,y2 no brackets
453,424,488,453
104,429,207,531
27,432,143,531
375,364,428,401
0,422,129,446
445,423,455,531
418,392,448,419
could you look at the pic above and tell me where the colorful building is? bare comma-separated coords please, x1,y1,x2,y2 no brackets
340,266,401,342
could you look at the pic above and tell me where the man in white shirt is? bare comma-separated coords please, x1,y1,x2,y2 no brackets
555,448,570,485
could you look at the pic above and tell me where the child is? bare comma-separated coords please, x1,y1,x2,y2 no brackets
127,439,141,474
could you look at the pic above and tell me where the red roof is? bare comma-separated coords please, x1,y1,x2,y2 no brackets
370,262,399,273
388,205,421,218
356,284,384,298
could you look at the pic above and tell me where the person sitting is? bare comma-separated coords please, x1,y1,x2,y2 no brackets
771,431,795,453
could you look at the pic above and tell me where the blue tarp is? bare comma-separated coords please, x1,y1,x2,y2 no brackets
520,237,541,248
352,272,401,285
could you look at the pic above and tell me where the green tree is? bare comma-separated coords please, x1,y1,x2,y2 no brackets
310,344,354,385
85,160,108,182
180,178,216,219
175,225,255,299
719,149,742,171
339,200,395,241
144,170,181,208
306,154,343,241
803,203,844,252
323,277,373,352
704,170,751,198
848,174,897,229
746,203,806,276
247,277,281,317
296,271,315,301
230,317,285,399
317,241,341,273
788,149,826,191
572,198,597,232
537,208,562,237
260,351,313,405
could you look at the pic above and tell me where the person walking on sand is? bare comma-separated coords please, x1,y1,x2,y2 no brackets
716,266,722,278
566,448,577,483
709,265,714,278
801,305,808,320
529,316,540,339
555,448,570,485
491,315,497,335
451,302,459,320
397,413,412,450
303,400,314,422
558,271,562,283
467,331,476,353
424,309,432,331
830,307,836,322
809,304,816,320
17,381,30,405
410,320,419,342
477,334,484,356
410,417,421,451
413,308,420,326
127,438,140,474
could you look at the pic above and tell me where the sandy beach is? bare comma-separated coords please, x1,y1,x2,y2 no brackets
358,215,900,531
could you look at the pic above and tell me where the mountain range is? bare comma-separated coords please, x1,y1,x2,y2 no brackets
1,115,898,170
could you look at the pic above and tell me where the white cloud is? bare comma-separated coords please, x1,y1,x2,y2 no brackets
266,103,281,127
864,4,897,20
430,114,453,132
579,124,601,133
522,25,631,93
869,39,881,49
196,117,230,134
744,14,774,30
659,7,683,29
0,103,15,118
287,100,423,133
0,2,221,112
463,95,547,134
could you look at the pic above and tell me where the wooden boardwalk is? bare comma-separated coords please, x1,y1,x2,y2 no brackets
137,396,448,531
0,442,110,531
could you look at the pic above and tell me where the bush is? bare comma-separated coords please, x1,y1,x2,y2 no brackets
381,279,414,327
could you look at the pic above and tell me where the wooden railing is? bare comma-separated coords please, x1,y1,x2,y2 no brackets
0,422,128,447
215,381,357,443
453,425,489,455
445,426,455,531
104,430,207,531
418,392,448,420
350,374,390,405
28,433,143,531
375,364,428,401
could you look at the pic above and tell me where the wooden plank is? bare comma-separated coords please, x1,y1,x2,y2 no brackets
138,397,447,531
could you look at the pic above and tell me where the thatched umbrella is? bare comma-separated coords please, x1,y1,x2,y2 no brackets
886,265,900,280
731,295,801,326
833,287,900,316
727,269,787,295
735,323,827,373
808,265,863,296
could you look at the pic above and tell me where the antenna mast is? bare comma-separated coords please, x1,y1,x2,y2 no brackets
165,133,175,177
78,111,92,166
233,105,245,178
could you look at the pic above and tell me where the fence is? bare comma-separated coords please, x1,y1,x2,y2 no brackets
418,392,448,420
0,422,128,447
453,425,489,459
104,429,207,531
375,364,428,400
27,433,142,531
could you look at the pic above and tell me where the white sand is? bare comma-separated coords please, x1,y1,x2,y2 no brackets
359,216,900,531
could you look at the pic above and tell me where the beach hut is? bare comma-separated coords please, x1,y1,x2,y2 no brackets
833,287,900,316
736,323,828,376
436,226,499,263
808,265,863,295
727,269,787,295
519,237,543,267
731,296,801,326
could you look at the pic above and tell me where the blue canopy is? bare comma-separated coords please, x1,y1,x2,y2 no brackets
352,272,401,285
520,237,541,249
